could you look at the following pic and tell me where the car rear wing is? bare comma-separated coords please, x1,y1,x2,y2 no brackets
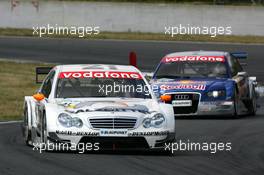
36,67,53,84
230,52,248,59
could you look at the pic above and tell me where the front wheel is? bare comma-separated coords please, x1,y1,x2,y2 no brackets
40,113,48,150
232,89,239,118
23,107,31,146
246,89,257,116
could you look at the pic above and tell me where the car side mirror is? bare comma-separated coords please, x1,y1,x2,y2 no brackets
237,72,248,77
142,72,154,82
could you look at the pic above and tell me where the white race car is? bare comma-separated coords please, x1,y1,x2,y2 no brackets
22,64,175,152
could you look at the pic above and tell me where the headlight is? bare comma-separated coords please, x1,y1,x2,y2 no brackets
152,113,165,127
207,90,226,98
142,113,165,128
142,118,152,128
58,113,72,127
58,113,83,128
71,117,83,128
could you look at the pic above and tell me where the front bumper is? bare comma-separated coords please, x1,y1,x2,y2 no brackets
174,101,234,116
47,129,175,151
197,101,234,115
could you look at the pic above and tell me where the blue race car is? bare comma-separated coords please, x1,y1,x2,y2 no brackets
150,51,258,117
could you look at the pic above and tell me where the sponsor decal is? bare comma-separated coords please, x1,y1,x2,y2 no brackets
100,129,128,137
59,71,142,79
172,100,192,107
55,130,169,137
155,80,206,85
160,84,206,91
162,55,225,63
56,130,99,136
128,131,169,136
178,80,206,84
61,101,148,114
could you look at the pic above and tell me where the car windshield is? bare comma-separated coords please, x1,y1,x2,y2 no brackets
56,76,151,99
155,61,228,79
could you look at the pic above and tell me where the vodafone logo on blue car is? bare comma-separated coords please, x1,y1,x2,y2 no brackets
162,55,225,63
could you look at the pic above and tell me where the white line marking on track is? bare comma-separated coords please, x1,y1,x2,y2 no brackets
0,121,22,124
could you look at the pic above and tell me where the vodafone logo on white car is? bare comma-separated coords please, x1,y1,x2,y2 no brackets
59,71,142,79
162,55,225,63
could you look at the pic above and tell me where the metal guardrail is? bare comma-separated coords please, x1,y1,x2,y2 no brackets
214,0,263,4
8,0,264,6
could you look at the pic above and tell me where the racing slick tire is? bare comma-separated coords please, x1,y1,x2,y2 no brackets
22,107,32,146
40,113,48,150
245,89,257,116
232,89,239,118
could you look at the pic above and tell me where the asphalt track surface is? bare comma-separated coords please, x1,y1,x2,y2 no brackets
0,37,264,81
0,37,264,175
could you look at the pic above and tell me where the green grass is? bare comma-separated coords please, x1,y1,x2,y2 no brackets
0,60,54,121
1,28,264,44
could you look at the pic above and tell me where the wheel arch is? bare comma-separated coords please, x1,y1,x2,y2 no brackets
24,96,35,130
159,103,175,132
43,104,59,132
248,77,257,100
